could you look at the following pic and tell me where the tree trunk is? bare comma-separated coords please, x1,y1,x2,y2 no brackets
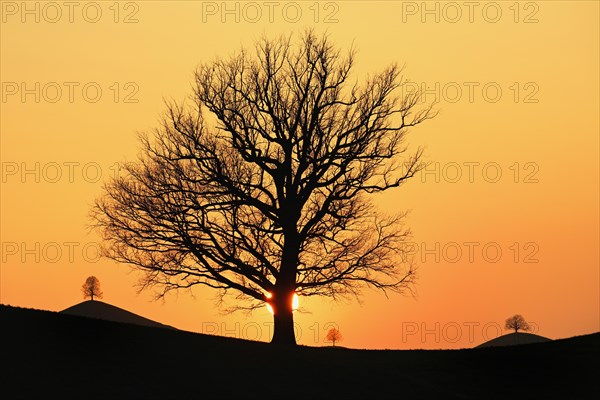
270,289,296,345
271,209,300,345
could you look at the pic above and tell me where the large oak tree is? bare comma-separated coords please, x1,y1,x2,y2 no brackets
92,31,435,345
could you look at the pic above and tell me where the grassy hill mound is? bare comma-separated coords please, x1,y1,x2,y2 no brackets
476,332,552,348
0,304,597,399
61,300,175,329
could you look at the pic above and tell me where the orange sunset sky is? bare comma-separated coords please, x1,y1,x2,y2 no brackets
1,1,598,349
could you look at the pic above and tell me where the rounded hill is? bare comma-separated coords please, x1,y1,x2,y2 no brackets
60,300,174,330
476,332,551,348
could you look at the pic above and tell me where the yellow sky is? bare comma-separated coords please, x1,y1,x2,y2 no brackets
1,1,598,348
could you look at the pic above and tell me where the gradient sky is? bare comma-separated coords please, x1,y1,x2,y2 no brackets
1,1,598,349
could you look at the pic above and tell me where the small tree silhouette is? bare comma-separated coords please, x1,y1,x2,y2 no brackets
82,276,103,301
326,327,343,347
504,314,531,333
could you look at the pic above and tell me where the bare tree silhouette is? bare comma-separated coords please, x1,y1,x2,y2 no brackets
505,314,531,333
82,276,103,301
91,30,435,345
326,327,343,347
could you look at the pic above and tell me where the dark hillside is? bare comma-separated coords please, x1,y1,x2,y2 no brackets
0,305,597,399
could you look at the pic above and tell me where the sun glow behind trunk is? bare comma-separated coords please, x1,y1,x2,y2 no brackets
265,292,274,314
265,292,299,315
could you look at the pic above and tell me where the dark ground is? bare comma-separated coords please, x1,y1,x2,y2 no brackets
0,305,598,399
